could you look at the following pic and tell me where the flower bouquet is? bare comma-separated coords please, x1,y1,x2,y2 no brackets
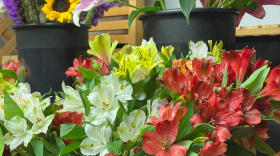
1,33,280,156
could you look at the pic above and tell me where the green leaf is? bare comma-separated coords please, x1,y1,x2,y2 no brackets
31,139,43,156
126,69,132,84
165,54,176,68
247,0,259,12
221,63,228,87
0,69,17,80
230,125,256,139
77,66,101,80
55,135,66,155
111,58,119,69
59,138,84,156
143,76,159,99
18,66,26,83
118,100,128,115
179,0,196,24
89,79,96,92
0,128,4,154
58,91,66,99
159,52,169,64
60,124,87,139
170,91,179,102
79,90,91,116
127,100,135,114
141,125,155,136
177,100,194,141
225,140,255,156
173,96,185,105
4,90,24,120
106,140,123,155
181,53,185,59
239,65,269,95
41,138,58,155
183,123,215,141
132,77,151,94
39,88,52,101
253,135,275,155
177,140,193,149
271,100,280,108
134,150,148,156
261,111,274,120
128,7,160,30
187,142,204,155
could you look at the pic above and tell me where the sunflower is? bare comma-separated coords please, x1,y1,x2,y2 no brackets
42,0,79,23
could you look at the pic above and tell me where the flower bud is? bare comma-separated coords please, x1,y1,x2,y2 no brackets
91,59,101,70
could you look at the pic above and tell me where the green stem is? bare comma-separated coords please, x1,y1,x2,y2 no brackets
217,0,229,8
208,0,211,7
211,0,220,8
85,8,94,24
21,0,31,22
115,0,141,10
159,0,166,10
27,0,37,22
34,0,41,23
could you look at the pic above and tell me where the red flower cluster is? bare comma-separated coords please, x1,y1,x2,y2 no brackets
65,56,109,78
158,47,279,155
143,102,187,156
4,60,29,81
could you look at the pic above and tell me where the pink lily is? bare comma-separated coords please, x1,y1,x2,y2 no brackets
73,0,115,26
237,0,280,26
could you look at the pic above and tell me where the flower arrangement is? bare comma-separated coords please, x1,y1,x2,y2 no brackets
0,0,128,25
1,33,280,156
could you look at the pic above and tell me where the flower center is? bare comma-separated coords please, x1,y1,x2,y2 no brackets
0,105,3,110
208,118,216,126
102,102,109,110
161,141,169,150
219,72,223,78
52,0,70,13
121,82,126,90
36,118,42,123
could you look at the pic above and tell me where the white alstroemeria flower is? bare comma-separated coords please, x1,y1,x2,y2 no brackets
4,116,33,150
80,124,111,156
0,98,4,121
26,108,54,134
87,84,119,125
58,82,84,114
118,110,146,142
101,72,133,103
189,41,216,62
141,37,156,46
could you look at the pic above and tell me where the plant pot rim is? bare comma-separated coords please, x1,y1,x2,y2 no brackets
13,23,91,29
139,8,239,20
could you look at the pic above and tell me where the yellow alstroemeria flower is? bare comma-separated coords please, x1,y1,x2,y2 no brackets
115,55,141,80
112,45,137,64
209,40,225,64
161,45,174,59
0,73,16,97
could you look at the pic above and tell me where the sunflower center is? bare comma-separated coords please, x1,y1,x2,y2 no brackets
53,0,70,13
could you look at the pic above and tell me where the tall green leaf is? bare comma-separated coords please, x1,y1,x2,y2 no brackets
0,69,17,80
31,139,43,156
0,128,4,154
230,125,256,139
253,135,276,156
4,90,24,120
225,140,255,156
106,140,123,155
77,66,101,80
118,100,128,115
132,77,151,94
239,65,269,95
60,124,87,139
59,138,84,156
179,0,196,24
177,100,194,141
221,63,228,87
41,138,58,155
79,90,91,116
55,135,66,155
128,7,160,30
183,123,215,141
18,66,26,83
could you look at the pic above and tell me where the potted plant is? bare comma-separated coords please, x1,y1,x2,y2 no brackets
1,33,280,156
0,0,127,96
72,0,280,57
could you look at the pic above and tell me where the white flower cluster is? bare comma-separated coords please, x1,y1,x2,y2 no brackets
1,83,53,150
189,41,216,62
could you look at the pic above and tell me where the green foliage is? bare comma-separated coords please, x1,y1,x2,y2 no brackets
55,135,66,155
225,140,255,156
179,0,196,24
79,90,91,116
177,100,194,141
41,138,59,155
253,135,276,156
59,138,84,156
31,139,43,156
106,140,123,155
0,69,18,80
239,65,269,95
221,63,228,87
141,125,155,136
77,66,101,81
0,128,4,155
230,126,256,139
271,100,280,108
111,58,119,69
183,123,215,141
18,66,26,83
132,77,151,94
60,124,87,140
143,76,159,99
4,90,24,120
118,100,128,115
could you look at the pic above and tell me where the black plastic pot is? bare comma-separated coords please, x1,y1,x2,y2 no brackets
139,8,238,57
14,23,90,96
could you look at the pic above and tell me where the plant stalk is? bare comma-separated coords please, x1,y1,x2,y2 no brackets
85,8,94,24
218,0,229,8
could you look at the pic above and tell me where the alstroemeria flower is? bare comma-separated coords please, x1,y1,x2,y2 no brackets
149,102,187,126
142,37,156,46
73,0,115,26
143,120,187,156
4,116,33,150
4,60,29,79
65,56,93,77
223,47,255,86
80,124,111,156
88,33,118,66
189,41,216,62
146,98,163,123
161,45,174,59
101,72,133,103
26,108,54,134
58,82,85,114
118,110,146,142
236,0,280,26
247,58,271,76
115,55,141,81
192,58,214,81
213,60,235,87
112,45,137,64
87,84,119,125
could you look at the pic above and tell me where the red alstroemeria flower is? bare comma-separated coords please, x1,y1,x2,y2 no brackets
158,66,193,100
149,102,187,126
236,0,280,26
143,120,187,156
199,130,227,156
247,120,269,149
239,89,261,126
213,60,236,87
65,56,87,77
192,58,214,81
4,60,29,80
247,59,271,76
190,102,232,142
254,97,272,116
223,47,254,86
